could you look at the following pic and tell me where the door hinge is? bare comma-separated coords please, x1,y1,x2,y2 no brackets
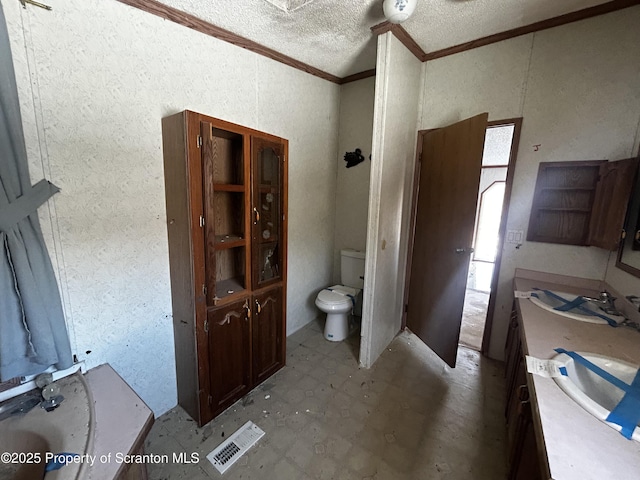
199,215,205,227
418,153,422,163
202,283,207,296
208,394,213,405
197,134,202,148
204,318,209,333
404,304,408,313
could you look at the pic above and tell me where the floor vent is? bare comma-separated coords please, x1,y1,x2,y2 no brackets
206,421,265,474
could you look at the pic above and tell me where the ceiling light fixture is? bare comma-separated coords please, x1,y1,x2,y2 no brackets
382,0,417,24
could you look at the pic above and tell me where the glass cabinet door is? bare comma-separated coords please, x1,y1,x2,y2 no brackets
251,137,284,290
201,122,248,305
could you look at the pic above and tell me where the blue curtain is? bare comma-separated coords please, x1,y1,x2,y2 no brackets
0,4,72,381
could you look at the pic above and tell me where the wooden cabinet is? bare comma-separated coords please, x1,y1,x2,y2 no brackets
208,299,251,413
252,286,283,385
162,110,287,426
528,158,638,248
504,303,546,480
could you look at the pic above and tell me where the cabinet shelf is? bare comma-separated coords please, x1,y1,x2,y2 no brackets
214,277,246,302
257,234,279,244
537,207,591,213
213,184,245,192
540,186,596,192
214,235,245,250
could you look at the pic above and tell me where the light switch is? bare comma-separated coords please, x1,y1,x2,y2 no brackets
506,230,524,244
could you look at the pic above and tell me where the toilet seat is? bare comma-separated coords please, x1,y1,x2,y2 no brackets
315,284,361,342
316,285,357,308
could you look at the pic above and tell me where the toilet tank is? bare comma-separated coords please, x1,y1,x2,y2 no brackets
340,249,365,289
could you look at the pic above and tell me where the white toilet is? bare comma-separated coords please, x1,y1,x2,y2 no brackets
315,249,365,342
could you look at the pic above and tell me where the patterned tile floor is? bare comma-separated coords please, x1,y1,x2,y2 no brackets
145,320,507,479
460,289,490,352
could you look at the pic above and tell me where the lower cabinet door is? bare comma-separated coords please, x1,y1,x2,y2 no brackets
510,399,543,480
252,286,284,385
208,299,251,414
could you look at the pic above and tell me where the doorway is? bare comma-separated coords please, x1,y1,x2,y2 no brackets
460,123,518,351
403,116,522,367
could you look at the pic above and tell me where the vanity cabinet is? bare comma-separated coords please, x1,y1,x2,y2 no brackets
162,110,287,426
504,304,545,480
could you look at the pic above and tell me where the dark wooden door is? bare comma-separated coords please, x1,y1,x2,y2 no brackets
252,286,283,385
251,137,285,291
406,113,488,367
208,298,251,414
588,157,639,250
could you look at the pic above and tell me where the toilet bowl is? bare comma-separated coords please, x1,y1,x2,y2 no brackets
315,285,358,342
315,249,366,342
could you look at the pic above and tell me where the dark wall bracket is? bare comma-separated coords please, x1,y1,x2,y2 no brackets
344,148,367,168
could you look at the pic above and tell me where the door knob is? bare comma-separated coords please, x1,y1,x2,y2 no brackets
455,248,474,254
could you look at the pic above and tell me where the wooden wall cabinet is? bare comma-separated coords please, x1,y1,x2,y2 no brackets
527,158,639,249
162,110,288,426
504,303,546,480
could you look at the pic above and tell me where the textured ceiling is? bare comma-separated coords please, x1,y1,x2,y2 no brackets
156,0,611,78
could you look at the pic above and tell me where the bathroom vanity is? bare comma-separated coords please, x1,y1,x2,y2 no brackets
506,269,640,480
0,364,153,480
162,110,288,426
85,364,154,480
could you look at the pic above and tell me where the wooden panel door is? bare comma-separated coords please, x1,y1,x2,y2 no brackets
588,157,639,250
252,286,283,386
251,137,285,291
406,113,488,367
208,298,251,415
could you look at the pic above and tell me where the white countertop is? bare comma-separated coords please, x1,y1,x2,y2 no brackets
85,364,154,480
514,269,640,480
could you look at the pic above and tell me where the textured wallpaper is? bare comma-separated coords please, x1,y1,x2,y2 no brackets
4,0,340,415
361,34,422,368
333,78,375,285
419,8,640,360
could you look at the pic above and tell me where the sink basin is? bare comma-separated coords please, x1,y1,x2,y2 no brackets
0,372,95,479
0,430,49,480
552,351,640,442
528,290,625,325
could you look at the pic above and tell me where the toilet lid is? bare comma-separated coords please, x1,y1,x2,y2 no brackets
317,285,358,305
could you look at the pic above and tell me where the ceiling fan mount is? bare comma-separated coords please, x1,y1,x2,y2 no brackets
383,0,417,24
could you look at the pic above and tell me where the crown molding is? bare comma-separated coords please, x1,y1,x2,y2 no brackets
423,0,640,61
372,1,640,63
115,0,640,87
115,0,343,84
339,69,376,85
370,21,426,61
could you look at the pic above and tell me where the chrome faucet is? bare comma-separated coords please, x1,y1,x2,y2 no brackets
583,291,621,316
